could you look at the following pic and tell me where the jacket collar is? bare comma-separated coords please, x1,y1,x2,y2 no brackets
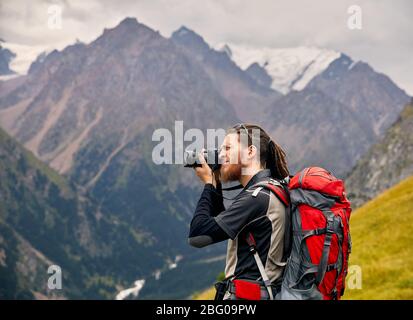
244,169,271,190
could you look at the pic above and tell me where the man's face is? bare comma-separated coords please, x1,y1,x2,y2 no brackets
218,133,244,183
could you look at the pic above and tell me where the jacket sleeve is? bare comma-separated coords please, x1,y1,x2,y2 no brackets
188,184,270,247
188,183,229,248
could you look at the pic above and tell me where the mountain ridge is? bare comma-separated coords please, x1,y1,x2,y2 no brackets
0,16,411,299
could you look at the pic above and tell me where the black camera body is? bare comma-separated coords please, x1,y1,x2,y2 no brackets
184,149,221,171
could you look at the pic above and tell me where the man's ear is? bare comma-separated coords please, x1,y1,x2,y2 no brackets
249,145,257,158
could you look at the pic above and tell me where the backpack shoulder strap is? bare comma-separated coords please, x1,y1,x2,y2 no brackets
249,179,292,263
245,232,274,300
250,179,290,207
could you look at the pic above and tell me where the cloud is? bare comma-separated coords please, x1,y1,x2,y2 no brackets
0,0,412,94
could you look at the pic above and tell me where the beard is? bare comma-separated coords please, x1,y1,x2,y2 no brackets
220,163,242,183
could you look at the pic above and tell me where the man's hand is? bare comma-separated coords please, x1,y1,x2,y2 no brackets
193,149,220,187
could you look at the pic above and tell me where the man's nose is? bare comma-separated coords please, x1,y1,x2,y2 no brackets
218,150,226,162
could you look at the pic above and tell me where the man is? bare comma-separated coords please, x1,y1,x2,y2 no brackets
188,123,290,300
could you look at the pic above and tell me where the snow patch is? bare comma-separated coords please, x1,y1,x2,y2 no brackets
153,269,162,280
0,42,52,75
216,44,340,94
0,74,20,81
115,279,145,300
348,60,358,70
168,255,183,270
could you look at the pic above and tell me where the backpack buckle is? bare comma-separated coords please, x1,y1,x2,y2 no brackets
326,216,335,234
268,178,282,187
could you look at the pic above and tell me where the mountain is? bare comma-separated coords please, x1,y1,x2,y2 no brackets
0,20,236,171
212,43,410,177
0,17,411,299
345,99,413,208
172,27,281,123
0,41,16,76
0,18,233,299
245,62,273,89
0,40,50,80
263,54,410,177
218,44,341,94
307,54,410,138
0,124,224,300
0,127,169,299
264,87,373,176
1,22,408,181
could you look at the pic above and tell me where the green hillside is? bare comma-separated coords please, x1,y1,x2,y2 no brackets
344,175,413,299
194,176,413,300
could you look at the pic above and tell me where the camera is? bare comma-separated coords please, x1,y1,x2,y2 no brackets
184,148,221,171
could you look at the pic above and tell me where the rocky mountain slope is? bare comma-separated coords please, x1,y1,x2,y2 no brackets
264,54,410,177
346,99,413,208
0,127,170,299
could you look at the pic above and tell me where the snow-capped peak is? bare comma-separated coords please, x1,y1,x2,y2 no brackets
216,43,341,94
0,41,52,79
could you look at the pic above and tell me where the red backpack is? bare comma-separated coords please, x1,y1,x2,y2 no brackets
248,167,352,300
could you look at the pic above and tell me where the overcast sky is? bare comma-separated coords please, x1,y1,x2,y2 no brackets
0,0,412,95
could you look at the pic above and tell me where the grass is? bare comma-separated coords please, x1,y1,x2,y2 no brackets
192,287,216,300
343,175,413,299
193,176,413,300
